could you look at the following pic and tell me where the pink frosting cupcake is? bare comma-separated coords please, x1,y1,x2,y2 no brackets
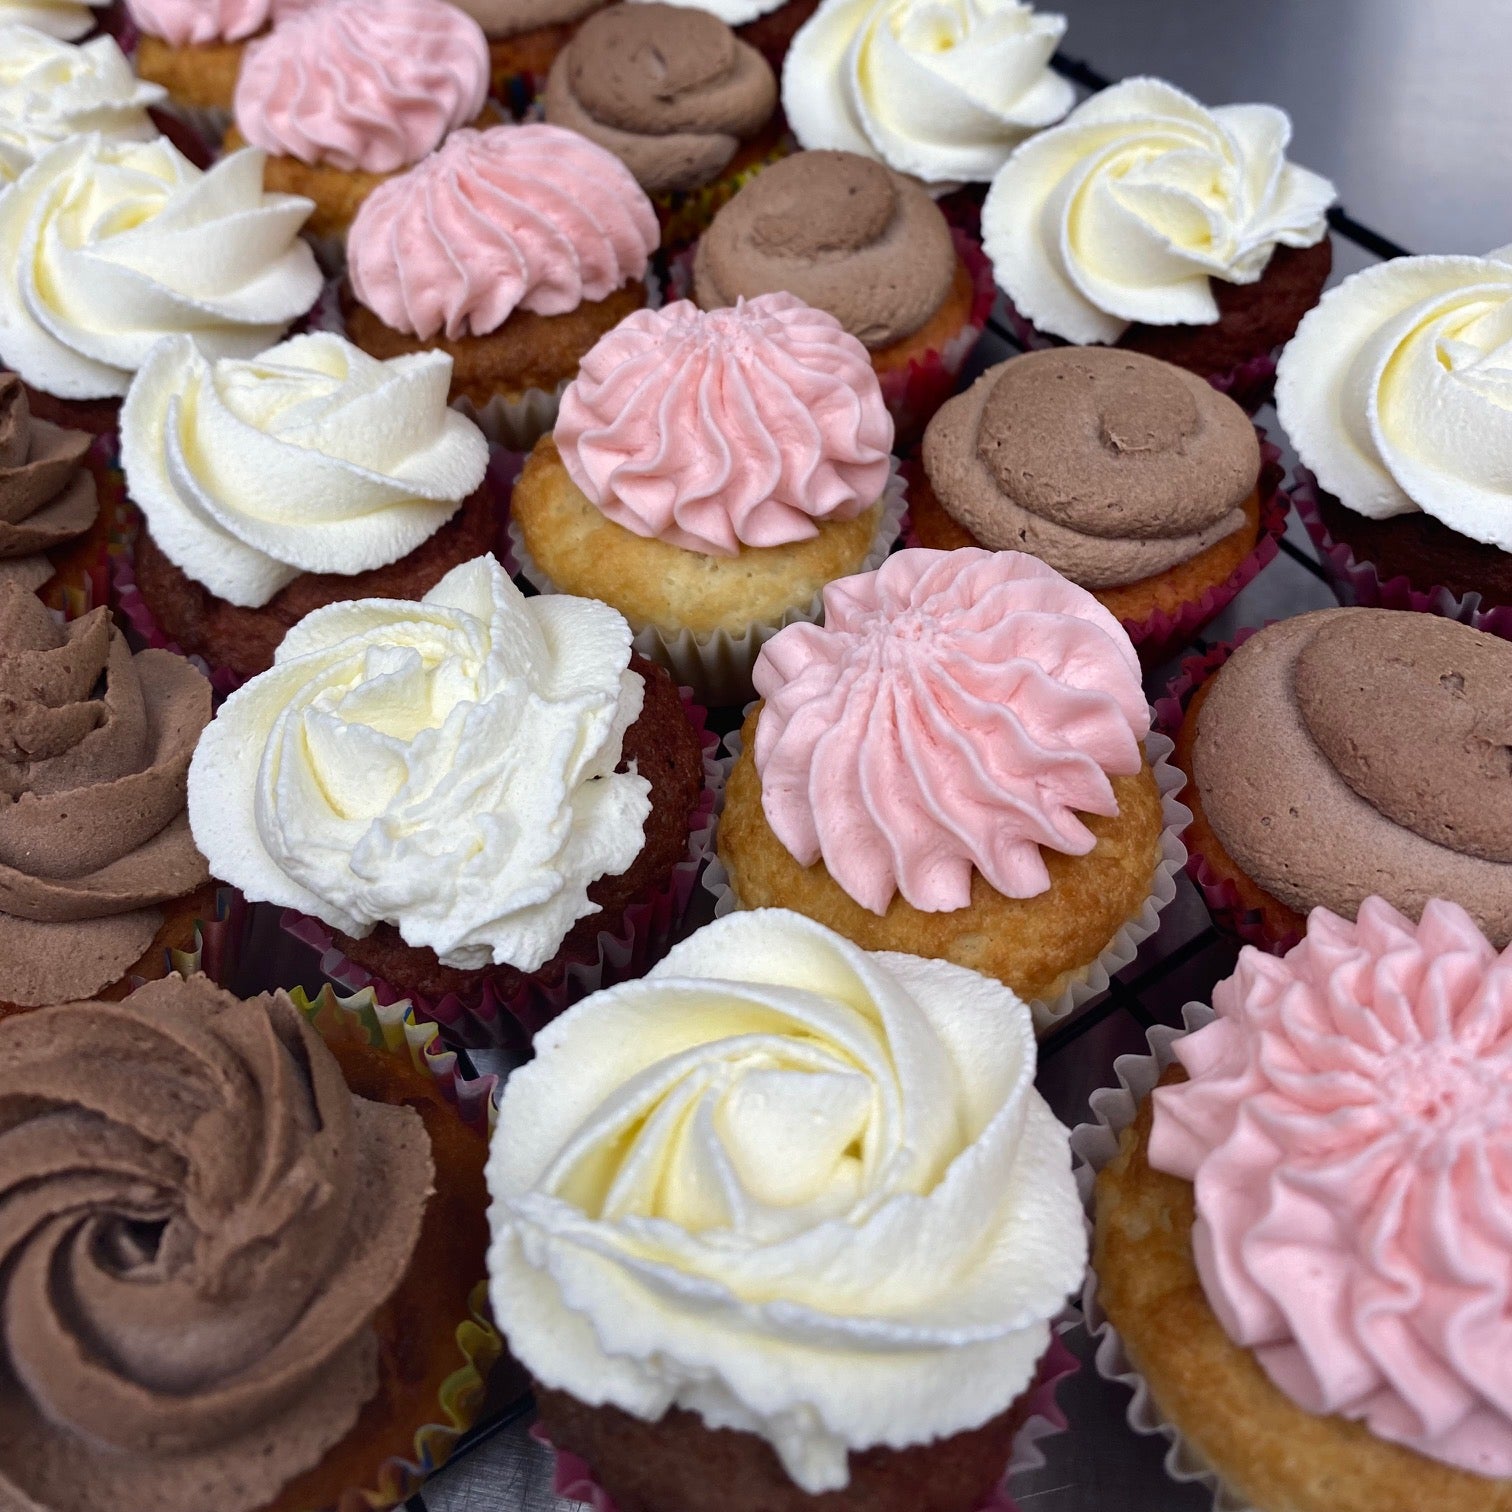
128,0,278,127
509,291,906,703
342,123,658,447
228,0,492,253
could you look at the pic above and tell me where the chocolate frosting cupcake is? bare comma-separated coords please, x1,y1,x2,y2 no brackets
0,974,432,1512
1193,608,1512,944
0,375,97,594
923,349,1259,588
0,587,211,1006
542,3,775,196
693,149,956,349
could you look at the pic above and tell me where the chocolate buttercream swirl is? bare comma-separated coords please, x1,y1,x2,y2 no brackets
0,587,211,1006
0,974,433,1512
1194,608,1512,944
0,375,97,595
923,348,1259,588
543,3,776,196
694,149,957,349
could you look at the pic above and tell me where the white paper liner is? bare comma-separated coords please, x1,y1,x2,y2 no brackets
702,724,1191,1035
1067,1002,1265,1512
508,460,908,707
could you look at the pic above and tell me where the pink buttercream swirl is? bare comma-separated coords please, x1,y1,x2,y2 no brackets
347,125,657,341
1150,895,1512,1478
554,293,894,557
752,548,1149,914
234,0,489,174
126,0,270,44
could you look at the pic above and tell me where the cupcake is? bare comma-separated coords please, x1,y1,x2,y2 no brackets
915,347,1283,658
227,0,492,255
0,972,495,1511
693,149,996,438
983,78,1337,405
1171,607,1512,951
1088,896,1512,1512
445,0,605,114
188,555,710,1035
488,908,1087,1512
509,293,904,704
1277,246,1512,629
125,0,273,136
118,331,494,684
783,0,1072,185
0,585,218,1015
343,122,658,448
0,134,320,436
716,548,1185,1025
2,0,108,37
0,23,164,183
542,3,781,247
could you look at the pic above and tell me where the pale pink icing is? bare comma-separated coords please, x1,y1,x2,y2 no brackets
126,0,270,44
233,0,488,175
554,293,893,558
752,548,1149,914
1150,896,1512,1478
347,125,657,341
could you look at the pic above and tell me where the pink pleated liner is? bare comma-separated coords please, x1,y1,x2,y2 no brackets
532,1330,1079,1512
281,692,725,1047
1000,301,1281,417
1153,629,1304,957
1291,467,1512,643
901,431,1288,667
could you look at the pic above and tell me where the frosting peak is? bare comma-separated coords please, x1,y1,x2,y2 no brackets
234,0,490,174
752,548,1150,914
555,294,894,557
124,0,270,43
348,125,657,342
1151,896,1512,1477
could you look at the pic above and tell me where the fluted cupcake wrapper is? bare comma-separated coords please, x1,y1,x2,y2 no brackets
1068,1004,1262,1512
280,689,724,1047
1291,468,1512,642
702,722,1192,1037
506,462,909,708
26,430,124,621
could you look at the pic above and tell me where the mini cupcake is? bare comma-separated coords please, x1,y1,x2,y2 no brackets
188,555,711,1037
1277,246,1512,634
0,134,320,436
509,293,904,704
1170,607,1512,952
2,0,108,37
715,548,1187,1028
916,348,1285,659
488,908,1087,1512
543,3,781,248
445,0,605,114
227,0,492,255
984,78,1337,407
125,0,272,138
693,149,996,438
0,585,220,1015
0,972,496,1511
118,331,494,685
783,0,1072,185
1085,896,1512,1512
0,23,164,183
343,122,658,448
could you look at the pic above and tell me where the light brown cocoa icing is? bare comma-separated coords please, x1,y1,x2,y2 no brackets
921,349,1259,588
450,0,603,38
1192,608,1512,944
0,587,211,1006
542,4,775,196
693,149,956,349
0,974,433,1512
0,376,97,595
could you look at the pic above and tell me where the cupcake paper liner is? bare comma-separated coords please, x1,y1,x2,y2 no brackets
144,883,248,995
30,431,124,621
280,689,725,1046
1152,631,1304,956
533,1330,1079,1512
507,462,908,707
1291,468,1512,641
703,722,1192,1036
1068,1002,1261,1512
